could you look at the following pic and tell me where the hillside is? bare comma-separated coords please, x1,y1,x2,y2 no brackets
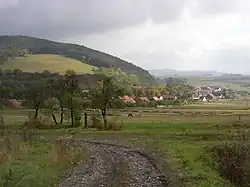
0,35,155,84
149,68,224,77
186,75,250,92
0,54,95,74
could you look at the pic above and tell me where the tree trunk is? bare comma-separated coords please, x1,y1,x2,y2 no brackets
59,104,64,124
51,111,58,125
34,105,39,119
70,107,74,127
68,98,74,127
84,112,88,129
102,108,107,129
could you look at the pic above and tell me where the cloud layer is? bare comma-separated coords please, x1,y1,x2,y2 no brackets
0,0,250,73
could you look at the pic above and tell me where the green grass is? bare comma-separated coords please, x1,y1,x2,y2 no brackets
152,141,228,187
0,140,87,187
0,54,96,74
1,103,249,186
186,76,250,92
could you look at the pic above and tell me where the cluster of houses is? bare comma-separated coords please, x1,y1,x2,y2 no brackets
118,95,178,104
192,86,225,102
119,86,229,104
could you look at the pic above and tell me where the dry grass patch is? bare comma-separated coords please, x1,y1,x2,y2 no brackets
89,115,123,131
0,136,87,187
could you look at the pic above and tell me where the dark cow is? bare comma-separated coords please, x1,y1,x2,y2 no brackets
128,113,133,119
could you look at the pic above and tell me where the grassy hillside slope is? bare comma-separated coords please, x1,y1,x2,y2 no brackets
0,35,156,84
0,54,95,74
187,76,250,92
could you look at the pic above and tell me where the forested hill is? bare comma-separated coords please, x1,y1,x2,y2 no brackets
0,35,156,84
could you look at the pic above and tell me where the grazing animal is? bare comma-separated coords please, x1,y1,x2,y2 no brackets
128,113,133,119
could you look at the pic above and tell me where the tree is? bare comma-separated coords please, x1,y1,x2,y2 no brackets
65,70,80,127
135,87,145,97
0,82,8,109
80,93,92,129
89,75,124,129
0,82,9,133
12,68,22,75
47,77,68,125
43,97,60,125
24,82,47,119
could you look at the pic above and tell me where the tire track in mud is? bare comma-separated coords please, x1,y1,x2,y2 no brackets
59,138,178,187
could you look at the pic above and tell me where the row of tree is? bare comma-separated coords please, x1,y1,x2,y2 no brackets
0,69,126,129
0,69,196,129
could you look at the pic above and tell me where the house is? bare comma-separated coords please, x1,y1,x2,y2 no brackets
206,93,215,100
202,96,207,102
159,96,164,100
82,90,89,93
151,96,164,102
200,86,212,91
7,99,25,108
199,93,214,101
151,96,160,101
119,95,136,104
192,93,202,100
162,95,177,100
137,97,150,103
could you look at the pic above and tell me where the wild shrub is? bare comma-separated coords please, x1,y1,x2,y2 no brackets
22,116,55,130
208,128,250,187
0,136,12,164
53,136,71,165
74,111,82,127
2,169,13,187
89,114,123,131
53,136,86,167
90,114,103,130
210,142,250,186
105,116,123,131
0,114,4,136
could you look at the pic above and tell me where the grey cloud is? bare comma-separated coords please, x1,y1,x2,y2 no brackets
192,0,250,17
0,0,185,39
203,46,250,73
122,51,184,70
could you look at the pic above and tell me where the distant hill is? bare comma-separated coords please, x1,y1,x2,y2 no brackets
0,54,95,74
149,68,224,77
0,35,155,84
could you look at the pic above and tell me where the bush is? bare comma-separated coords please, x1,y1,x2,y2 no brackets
89,114,123,131
157,100,174,106
210,142,250,186
22,117,54,129
74,111,82,127
53,136,71,164
90,114,103,130
105,116,123,131
0,114,4,136
0,136,12,163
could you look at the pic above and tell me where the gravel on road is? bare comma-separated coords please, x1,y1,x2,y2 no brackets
59,137,181,187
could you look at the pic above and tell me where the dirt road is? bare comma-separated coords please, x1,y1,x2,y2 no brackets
59,138,180,187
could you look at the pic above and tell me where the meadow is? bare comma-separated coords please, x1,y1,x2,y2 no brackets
187,76,250,92
0,54,95,74
1,100,250,186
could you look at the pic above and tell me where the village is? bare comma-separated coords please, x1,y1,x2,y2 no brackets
118,85,238,106
5,85,238,109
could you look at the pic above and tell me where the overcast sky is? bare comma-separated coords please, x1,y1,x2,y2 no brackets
1,0,250,73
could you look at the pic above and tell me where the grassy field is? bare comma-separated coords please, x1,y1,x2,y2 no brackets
1,101,250,186
0,54,96,74
187,76,250,91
